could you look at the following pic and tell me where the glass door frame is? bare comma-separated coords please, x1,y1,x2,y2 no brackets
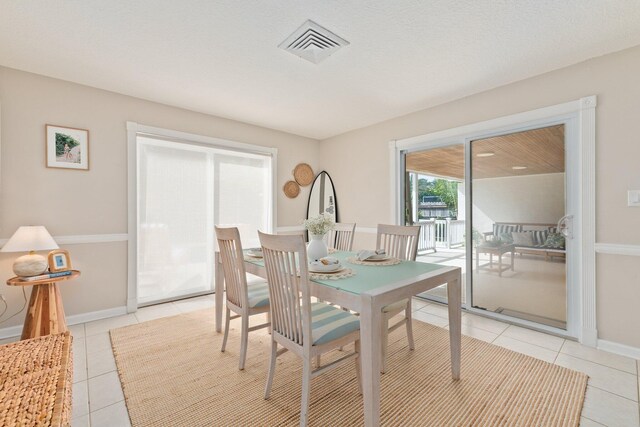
390,97,597,343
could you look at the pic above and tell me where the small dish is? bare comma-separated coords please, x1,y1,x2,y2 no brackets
247,248,263,258
308,262,342,273
310,267,346,275
365,255,390,262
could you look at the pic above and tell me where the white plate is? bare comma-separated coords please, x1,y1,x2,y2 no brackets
308,263,342,273
247,249,263,258
310,267,347,275
363,255,391,262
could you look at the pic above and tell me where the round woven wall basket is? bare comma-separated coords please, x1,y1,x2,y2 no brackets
283,180,300,198
293,163,314,186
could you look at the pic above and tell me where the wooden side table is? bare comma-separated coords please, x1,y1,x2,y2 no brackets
6,270,80,340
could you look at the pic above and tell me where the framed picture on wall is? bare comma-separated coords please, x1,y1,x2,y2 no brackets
46,124,90,170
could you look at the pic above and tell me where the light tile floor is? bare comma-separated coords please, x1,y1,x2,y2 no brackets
1,295,638,426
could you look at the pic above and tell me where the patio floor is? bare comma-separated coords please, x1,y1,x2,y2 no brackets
416,248,566,328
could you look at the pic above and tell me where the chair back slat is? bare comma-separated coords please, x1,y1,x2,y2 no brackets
215,227,248,308
259,232,312,347
376,224,420,261
329,222,356,251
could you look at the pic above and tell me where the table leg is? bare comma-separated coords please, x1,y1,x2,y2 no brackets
446,272,462,380
475,250,479,270
360,296,381,427
498,253,503,277
510,249,515,271
489,253,493,267
215,252,224,333
22,283,67,340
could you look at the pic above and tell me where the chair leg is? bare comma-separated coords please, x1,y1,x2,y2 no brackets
405,300,415,351
221,307,231,352
381,313,389,374
339,306,348,351
315,355,321,368
239,313,249,370
355,339,362,395
264,340,277,399
300,358,312,427
267,310,272,334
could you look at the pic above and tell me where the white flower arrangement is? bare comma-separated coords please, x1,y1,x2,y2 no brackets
302,213,335,236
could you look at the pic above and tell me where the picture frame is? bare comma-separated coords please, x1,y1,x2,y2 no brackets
46,124,90,170
48,250,72,272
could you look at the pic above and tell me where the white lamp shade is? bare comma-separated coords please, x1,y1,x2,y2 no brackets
0,226,59,253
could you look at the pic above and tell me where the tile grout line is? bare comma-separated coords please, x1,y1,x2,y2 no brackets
587,384,640,404
88,399,127,421
556,351,640,376
581,416,607,426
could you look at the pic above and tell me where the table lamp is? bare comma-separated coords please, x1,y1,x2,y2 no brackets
0,226,59,277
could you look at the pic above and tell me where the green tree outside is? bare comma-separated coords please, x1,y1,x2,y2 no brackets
416,177,458,218
55,133,79,156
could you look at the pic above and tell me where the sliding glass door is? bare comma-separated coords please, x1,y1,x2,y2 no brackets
470,125,569,329
136,135,273,306
399,119,578,336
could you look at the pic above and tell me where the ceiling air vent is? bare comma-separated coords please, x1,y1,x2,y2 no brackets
278,20,349,64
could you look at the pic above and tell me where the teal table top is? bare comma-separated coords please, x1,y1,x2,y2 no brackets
245,250,446,296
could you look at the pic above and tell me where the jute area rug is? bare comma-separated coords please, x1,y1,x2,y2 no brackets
110,309,587,426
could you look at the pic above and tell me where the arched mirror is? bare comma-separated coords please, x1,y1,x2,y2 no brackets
306,171,338,222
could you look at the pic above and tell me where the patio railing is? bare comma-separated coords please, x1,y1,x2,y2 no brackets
417,219,465,252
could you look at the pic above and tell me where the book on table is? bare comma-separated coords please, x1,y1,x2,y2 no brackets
18,270,72,282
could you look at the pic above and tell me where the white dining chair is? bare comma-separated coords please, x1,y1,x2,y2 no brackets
328,222,356,251
259,231,361,427
215,226,270,370
377,223,420,373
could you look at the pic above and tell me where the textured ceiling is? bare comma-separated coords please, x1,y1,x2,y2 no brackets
1,1,640,139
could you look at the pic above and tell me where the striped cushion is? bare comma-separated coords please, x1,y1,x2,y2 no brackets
311,302,360,346
247,282,269,308
530,230,550,246
493,224,522,237
382,299,409,313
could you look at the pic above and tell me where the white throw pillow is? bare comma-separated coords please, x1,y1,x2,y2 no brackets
511,232,534,246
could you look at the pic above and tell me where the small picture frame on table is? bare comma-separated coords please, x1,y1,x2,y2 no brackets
48,250,71,272
46,124,90,170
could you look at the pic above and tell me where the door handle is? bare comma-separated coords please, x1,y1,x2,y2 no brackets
557,215,574,239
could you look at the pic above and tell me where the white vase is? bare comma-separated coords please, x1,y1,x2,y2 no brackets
307,233,328,261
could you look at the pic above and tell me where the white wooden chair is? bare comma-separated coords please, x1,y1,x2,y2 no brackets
259,231,361,427
328,222,356,251
377,223,420,373
215,226,270,370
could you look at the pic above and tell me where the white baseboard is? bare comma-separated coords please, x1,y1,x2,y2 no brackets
0,324,22,340
597,339,640,360
0,305,128,340
580,327,598,347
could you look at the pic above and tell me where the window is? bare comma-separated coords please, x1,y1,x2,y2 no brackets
128,124,275,307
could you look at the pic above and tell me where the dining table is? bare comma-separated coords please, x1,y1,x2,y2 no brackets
214,250,462,427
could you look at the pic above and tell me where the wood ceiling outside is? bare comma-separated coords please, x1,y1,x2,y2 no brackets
405,125,565,180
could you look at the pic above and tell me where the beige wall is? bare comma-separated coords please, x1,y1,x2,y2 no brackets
473,173,566,233
0,66,319,329
320,45,640,348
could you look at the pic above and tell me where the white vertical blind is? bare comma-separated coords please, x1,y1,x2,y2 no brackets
137,135,272,305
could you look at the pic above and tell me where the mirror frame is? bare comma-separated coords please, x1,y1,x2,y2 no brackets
305,170,339,222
